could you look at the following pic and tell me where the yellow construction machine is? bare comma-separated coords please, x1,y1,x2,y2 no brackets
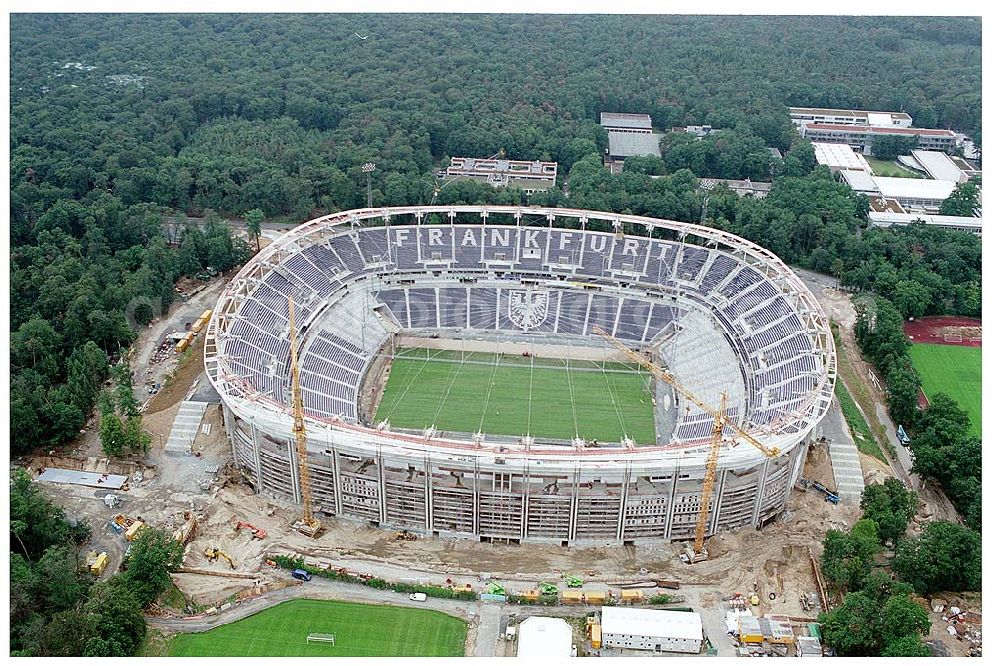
288,298,323,538
203,547,236,570
593,326,779,563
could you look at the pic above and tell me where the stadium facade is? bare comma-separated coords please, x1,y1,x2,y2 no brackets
206,206,836,544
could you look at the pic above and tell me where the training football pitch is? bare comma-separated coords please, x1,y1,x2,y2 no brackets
168,599,468,657
374,348,656,444
909,343,981,438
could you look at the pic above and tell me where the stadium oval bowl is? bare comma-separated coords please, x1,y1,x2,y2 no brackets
206,206,835,543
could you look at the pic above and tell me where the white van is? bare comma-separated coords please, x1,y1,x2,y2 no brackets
409,592,427,602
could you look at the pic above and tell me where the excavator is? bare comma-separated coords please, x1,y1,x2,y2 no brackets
235,521,268,540
204,547,236,570
288,298,323,538
593,326,779,564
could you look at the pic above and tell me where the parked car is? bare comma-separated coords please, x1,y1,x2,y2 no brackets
292,569,312,582
409,592,427,602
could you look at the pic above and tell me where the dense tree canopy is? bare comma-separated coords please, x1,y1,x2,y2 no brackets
893,520,982,595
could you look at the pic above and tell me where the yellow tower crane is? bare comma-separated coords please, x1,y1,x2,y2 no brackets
288,297,323,538
592,326,779,562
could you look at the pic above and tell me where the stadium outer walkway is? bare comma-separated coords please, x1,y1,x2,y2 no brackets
819,397,865,503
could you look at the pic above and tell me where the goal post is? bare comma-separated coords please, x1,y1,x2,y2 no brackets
307,633,336,646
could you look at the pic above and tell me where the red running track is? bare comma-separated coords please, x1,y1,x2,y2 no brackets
903,316,982,348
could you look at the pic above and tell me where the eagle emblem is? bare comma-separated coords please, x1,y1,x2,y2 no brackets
508,290,549,330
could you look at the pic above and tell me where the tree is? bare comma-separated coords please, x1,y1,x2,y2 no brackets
99,408,126,458
818,592,880,656
860,478,918,545
880,594,932,641
820,518,882,592
245,207,264,253
938,177,981,217
120,527,185,607
893,521,981,594
82,579,147,656
881,635,932,657
871,135,919,160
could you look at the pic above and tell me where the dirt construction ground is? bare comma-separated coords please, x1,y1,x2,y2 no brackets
20,266,973,657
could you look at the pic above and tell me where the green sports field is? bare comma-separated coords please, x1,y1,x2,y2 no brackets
168,599,467,657
909,343,982,438
374,348,656,444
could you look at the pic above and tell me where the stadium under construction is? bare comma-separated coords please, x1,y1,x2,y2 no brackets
205,206,836,545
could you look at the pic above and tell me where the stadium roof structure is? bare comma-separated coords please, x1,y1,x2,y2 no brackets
608,132,663,158
206,205,835,466
601,112,652,130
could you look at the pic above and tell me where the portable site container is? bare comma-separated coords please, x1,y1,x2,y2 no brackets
738,615,764,644
620,589,645,604
561,590,585,604
124,521,146,541
585,591,609,605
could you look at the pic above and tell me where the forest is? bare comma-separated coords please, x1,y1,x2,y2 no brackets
9,15,982,653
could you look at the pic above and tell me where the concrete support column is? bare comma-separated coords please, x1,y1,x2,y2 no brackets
751,458,771,527
288,436,301,504
665,464,679,540
425,454,434,531
250,421,263,492
331,444,343,516
377,450,387,524
616,464,630,541
710,469,727,537
569,465,580,540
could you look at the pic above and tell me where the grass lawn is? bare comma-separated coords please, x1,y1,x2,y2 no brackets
909,343,982,438
865,156,924,178
168,599,468,657
374,348,655,444
835,379,886,463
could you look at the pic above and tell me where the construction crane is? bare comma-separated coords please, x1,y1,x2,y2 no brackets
592,326,779,562
288,297,323,538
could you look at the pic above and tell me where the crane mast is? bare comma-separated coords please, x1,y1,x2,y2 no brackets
289,297,322,538
592,325,778,562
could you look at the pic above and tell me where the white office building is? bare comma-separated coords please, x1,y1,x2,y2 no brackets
600,607,703,654
516,617,573,658
789,106,912,128
840,171,956,213
868,211,981,234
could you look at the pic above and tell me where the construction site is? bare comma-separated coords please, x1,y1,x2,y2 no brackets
18,209,980,658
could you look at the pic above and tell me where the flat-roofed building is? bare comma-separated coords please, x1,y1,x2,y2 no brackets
801,124,959,155
601,112,653,134
812,142,872,173
445,157,557,195
516,617,573,658
868,211,981,234
600,607,703,654
841,171,956,213
911,150,967,183
789,106,912,128
698,177,771,199
607,132,663,160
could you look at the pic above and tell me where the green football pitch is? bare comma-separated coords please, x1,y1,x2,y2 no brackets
909,343,982,438
168,599,468,657
374,348,656,444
